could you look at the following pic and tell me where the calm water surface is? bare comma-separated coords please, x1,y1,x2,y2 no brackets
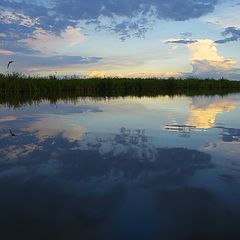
1,95,240,239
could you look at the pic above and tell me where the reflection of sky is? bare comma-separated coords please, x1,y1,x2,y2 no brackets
1,95,240,151
1,95,240,239
186,96,236,129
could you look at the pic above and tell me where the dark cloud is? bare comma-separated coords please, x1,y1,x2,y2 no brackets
0,0,219,41
55,0,219,39
107,18,151,41
0,0,74,34
166,39,198,44
215,27,240,44
54,0,218,21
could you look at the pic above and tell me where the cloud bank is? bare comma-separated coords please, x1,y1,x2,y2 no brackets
0,0,219,41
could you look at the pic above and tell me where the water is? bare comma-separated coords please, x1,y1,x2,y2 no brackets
1,95,240,239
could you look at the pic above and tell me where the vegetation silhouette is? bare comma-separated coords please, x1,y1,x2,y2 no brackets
1,73,240,107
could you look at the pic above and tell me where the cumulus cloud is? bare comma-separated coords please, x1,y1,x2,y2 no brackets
166,38,240,79
188,39,240,78
188,39,224,62
191,59,237,75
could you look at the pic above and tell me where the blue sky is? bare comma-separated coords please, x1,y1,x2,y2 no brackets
0,0,240,79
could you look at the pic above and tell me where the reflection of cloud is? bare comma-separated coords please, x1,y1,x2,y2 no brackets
220,127,240,142
0,127,238,239
0,115,16,122
1,144,38,161
186,97,235,129
164,125,198,137
67,127,212,181
24,117,86,141
204,140,240,162
0,126,212,181
0,125,217,239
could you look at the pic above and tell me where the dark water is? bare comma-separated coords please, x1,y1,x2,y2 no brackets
1,95,240,240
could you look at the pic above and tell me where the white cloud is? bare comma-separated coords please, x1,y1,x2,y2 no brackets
0,9,39,27
188,39,224,62
185,39,240,78
165,38,240,79
20,27,84,55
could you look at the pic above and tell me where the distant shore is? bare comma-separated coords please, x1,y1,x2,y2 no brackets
1,73,240,107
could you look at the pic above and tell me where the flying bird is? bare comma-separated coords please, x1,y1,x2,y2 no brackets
9,129,17,137
7,61,14,69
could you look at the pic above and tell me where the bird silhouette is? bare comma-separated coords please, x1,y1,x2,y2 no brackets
7,61,14,69
9,129,17,137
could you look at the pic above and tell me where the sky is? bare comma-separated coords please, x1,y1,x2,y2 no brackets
0,0,240,79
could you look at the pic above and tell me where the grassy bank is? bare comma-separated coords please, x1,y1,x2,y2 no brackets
1,73,240,107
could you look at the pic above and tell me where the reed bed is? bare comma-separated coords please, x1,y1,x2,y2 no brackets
1,73,240,107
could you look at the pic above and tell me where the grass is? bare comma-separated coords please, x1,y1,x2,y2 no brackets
1,73,240,107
